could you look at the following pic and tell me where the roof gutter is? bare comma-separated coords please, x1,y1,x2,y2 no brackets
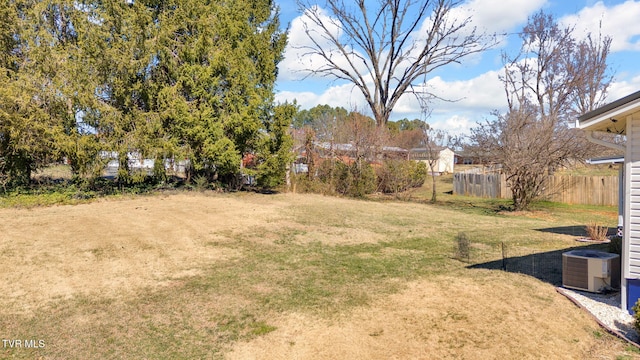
585,131,626,153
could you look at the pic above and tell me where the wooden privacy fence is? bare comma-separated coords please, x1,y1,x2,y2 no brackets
544,175,619,206
453,172,509,199
453,173,619,206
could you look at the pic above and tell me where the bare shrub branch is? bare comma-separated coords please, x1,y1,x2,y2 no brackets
468,11,614,211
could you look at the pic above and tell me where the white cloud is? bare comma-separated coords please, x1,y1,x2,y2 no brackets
431,115,474,135
316,83,368,111
275,90,319,109
276,66,507,135
426,70,506,111
276,82,368,112
278,8,334,82
560,1,640,52
389,69,507,134
390,68,506,115
607,76,640,101
277,6,370,82
449,0,547,35
288,6,341,48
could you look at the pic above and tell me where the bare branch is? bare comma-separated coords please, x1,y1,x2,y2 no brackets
296,0,495,126
470,10,614,210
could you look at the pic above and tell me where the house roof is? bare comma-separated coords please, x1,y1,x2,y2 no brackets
313,142,409,153
314,142,355,152
382,146,408,153
410,147,452,153
576,90,640,134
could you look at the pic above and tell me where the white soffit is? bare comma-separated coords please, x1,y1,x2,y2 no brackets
577,90,640,134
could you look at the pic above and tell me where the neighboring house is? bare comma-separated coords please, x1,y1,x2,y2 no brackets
296,142,409,164
293,163,309,174
314,142,359,156
381,146,410,160
454,151,483,165
409,147,455,174
99,151,189,177
291,142,416,175
576,89,640,313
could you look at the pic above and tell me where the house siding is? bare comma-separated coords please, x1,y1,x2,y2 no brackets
627,115,640,277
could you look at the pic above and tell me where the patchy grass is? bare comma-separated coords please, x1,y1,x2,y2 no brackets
0,192,635,359
557,163,619,176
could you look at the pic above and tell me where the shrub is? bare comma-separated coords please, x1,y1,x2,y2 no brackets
585,222,608,241
454,232,471,262
357,162,377,197
334,161,376,197
332,161,353,195
314,160,376,197
632,299,640,333
192,175,210,192
376,160,426,194
292,173,334,195
153,158,167,183
609,235,622,255
131,170,148,185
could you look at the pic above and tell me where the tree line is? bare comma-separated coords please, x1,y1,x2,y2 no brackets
0,0,293,191
291,105,453,201
1,0,617,211
293,1,616,210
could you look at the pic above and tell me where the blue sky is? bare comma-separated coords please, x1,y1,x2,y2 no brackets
273,0,640,134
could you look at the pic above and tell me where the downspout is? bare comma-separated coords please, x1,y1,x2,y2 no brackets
584,130,627,308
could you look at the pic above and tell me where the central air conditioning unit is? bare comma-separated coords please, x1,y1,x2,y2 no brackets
562,250,620,293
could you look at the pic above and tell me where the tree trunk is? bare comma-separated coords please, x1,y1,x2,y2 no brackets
431,172,437,203
428,160,437,203
285,163,291,192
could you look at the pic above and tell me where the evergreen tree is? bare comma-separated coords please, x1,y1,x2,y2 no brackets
150,0,289,184
255,102,295,188
0,0,292,190
0,1,66,187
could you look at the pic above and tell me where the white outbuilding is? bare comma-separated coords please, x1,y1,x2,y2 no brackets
409,147,455,174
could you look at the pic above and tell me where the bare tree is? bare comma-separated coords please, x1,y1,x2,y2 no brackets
567,26,614,116
303,127,316,180
470,11,613,211
471,106,582,210
421,128,455,202
296,0,493,127
502,11,612,124
339,111,384,162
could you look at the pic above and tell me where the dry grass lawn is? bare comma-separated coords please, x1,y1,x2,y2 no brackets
229,275,620,360
0,191,638,359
